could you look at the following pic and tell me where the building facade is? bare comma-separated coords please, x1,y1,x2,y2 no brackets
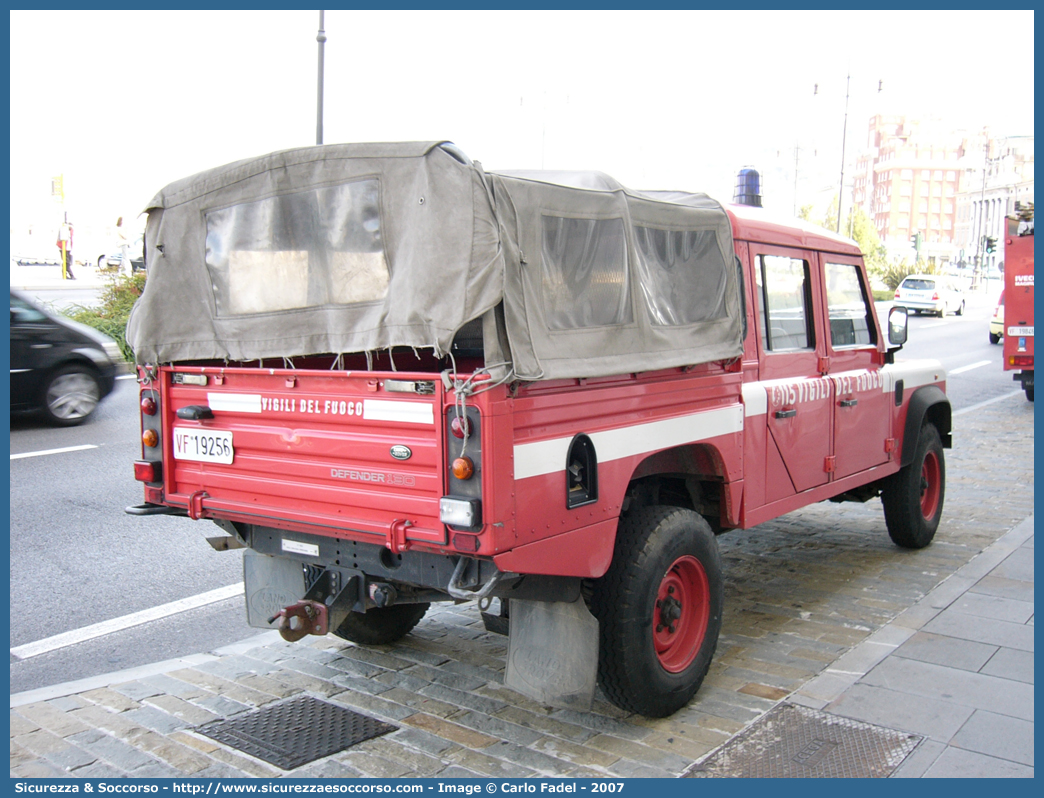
852,115,965,266
852,115,1034,270
955,134,1034,272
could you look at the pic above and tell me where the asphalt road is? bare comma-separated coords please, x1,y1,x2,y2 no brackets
892,283,1018,409
8,281,1023,695
10,378,257,694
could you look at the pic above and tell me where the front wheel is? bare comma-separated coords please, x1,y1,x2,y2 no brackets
882,424,945,549
591,506,723,717
332,603,429,645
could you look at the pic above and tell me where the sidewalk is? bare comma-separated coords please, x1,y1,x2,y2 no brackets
792,515,1034,777
10,394,1034,779
10,259,112,290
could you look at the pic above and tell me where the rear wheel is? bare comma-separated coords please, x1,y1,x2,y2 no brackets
956,301,965,316
41,364,101,426
332,603,429,645
591,506,723,717
882,424,945,549
989,332,1000,345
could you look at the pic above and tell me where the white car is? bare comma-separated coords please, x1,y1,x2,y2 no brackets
894,274,966,317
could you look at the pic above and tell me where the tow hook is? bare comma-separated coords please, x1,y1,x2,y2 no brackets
269,600,329,642
369,582,398,608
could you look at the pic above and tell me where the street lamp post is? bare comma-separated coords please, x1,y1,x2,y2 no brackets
316,11,326,146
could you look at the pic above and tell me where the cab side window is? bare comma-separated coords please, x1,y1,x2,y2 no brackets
824,262,876,347
755,255,814,351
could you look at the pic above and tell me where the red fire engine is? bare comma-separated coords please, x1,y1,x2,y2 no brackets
1003,203,1034,401
127,143,950,717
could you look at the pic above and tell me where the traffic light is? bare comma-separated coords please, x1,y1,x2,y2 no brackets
985,236,997,253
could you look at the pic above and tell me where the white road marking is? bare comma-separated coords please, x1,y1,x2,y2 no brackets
949,360,992,375
953,390,1024,417
11,582,246,660
10,444,98,460
116,374,137,381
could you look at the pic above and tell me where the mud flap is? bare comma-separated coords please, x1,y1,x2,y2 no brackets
505,597,599,711
243,550,306,629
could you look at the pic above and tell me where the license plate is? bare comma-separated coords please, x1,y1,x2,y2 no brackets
1008,326,1034,336
172,428,234,464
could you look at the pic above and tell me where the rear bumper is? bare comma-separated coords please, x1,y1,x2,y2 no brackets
897,300,944,313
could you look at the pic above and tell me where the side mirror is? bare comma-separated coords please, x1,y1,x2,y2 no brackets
887,306,908,347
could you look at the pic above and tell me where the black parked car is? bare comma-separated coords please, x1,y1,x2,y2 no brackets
9,289,121,425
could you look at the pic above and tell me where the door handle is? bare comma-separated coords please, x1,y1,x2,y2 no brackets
840,399,858,408
774,408,797,419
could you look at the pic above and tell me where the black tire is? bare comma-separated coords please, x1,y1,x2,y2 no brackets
989,333,1000,345
332,603,429,645
1025,385,1034,402
956,301,965,316
41,364,101,426
590,506,723,717
882,424,945,549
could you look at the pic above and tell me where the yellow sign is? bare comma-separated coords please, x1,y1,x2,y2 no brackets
51,175,64,201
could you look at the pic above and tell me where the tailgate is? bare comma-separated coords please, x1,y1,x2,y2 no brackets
160,366,447,546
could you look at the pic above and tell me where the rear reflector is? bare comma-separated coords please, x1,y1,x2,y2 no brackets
452,533,480,552
134,461,161,482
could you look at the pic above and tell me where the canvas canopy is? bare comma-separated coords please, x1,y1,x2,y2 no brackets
127,141,744,380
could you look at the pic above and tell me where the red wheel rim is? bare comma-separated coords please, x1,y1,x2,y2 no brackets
653,555,710,673
920,450,941,520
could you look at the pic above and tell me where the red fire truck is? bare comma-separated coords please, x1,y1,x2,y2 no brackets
126,143,950,717
1003,204,1034,401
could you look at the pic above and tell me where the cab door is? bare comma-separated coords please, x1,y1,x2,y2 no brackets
821,258,891,479
751,245,833,501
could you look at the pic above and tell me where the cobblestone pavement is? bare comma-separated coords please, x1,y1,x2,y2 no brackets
10,394,1034,778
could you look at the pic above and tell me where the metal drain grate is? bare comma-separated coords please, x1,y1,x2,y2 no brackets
197,695,396,770
685,703,921,778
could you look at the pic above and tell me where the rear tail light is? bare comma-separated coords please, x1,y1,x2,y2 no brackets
1010,355,1034,367
931,292,940,301
894,290,901,299
134,461,162,482
450,416,470,438
141,396,157,415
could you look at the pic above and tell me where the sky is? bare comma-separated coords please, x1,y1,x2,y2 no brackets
9,9,1035,258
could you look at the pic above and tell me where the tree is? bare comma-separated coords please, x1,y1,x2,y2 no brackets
802,197,888,281
845,205,888,279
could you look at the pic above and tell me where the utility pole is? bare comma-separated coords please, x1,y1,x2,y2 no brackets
973,140,988,286
316,11,326,146
793,144,800,216
836,73,850,234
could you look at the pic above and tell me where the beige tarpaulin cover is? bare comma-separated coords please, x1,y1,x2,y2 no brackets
127,141,743,380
